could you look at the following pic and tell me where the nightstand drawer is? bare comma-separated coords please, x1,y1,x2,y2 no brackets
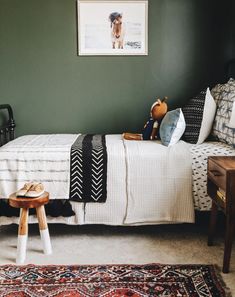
208,161,227,191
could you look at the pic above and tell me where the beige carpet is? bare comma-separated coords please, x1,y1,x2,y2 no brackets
0,219,234,295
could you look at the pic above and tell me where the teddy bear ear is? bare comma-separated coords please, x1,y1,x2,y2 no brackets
150,100,160,112
154,98,161,104
162,96,168,102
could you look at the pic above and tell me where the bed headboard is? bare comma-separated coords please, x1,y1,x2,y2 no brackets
0,104,16,146
226,58,235,80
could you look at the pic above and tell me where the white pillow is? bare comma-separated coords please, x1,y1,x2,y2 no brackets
197,88,216,144
160,108,186,146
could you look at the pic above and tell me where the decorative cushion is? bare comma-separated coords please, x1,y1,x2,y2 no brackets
228,102,235,128
212,79,235,146
160,108,185,147
210,82,226,105
182,88,216,144
197,88,217,144
211,78,235,105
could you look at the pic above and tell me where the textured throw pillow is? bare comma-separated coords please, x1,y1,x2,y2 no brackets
211,78,235,105
228,102,235,128
182,88,216,144
160,108,186,147
211,82,226,105
212,80,235,146
197,88,217,144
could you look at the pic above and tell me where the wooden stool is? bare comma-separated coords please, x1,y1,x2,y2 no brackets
9,191,52,264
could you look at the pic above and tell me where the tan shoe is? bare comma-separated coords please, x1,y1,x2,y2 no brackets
16,182,33,196
25,183,45,198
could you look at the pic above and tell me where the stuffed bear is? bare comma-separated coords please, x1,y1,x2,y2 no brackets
123,97,168,140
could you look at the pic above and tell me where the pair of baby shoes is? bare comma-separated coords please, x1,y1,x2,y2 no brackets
16,182,45,198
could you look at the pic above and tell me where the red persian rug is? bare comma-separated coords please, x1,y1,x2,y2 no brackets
0,263,231,297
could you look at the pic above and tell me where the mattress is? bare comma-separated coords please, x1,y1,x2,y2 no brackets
1,134,233,226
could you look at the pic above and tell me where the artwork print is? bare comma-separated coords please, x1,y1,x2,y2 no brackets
77,0,148,55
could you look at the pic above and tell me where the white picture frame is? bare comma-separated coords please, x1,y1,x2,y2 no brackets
77,0,148,56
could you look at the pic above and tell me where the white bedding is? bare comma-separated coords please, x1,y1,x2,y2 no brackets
124,140,194,224
0,134,195,225
191,141,235,210
0,134,76,199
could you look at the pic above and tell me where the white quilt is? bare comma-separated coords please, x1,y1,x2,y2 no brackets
123,140,194,224
0,134,195,225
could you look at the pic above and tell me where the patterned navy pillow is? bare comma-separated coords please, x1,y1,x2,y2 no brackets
182,88,216,144
211,78,235,105
212,79,235,146
211,82,226,105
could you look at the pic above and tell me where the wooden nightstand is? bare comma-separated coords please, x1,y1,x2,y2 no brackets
207,156,235,273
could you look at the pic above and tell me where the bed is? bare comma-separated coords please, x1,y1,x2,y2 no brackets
0,132,196,225
0,61,235,226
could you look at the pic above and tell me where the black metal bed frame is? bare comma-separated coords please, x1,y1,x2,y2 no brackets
0,104,16,146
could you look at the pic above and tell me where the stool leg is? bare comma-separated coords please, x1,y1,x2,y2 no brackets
36,205,52,255
16,208,28,264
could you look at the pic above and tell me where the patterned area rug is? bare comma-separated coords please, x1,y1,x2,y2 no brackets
0,263,231,297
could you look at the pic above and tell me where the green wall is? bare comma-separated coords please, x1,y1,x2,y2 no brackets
229,0,235,58
0,0,232,136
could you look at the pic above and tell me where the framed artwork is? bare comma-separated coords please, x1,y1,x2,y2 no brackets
77,0,148,56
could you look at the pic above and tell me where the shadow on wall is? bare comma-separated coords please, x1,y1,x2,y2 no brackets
148,0,231,112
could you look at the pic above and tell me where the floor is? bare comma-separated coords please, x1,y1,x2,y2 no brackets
0,215,234,295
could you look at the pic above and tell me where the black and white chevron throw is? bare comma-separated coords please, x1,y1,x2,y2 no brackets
69,134,107,203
